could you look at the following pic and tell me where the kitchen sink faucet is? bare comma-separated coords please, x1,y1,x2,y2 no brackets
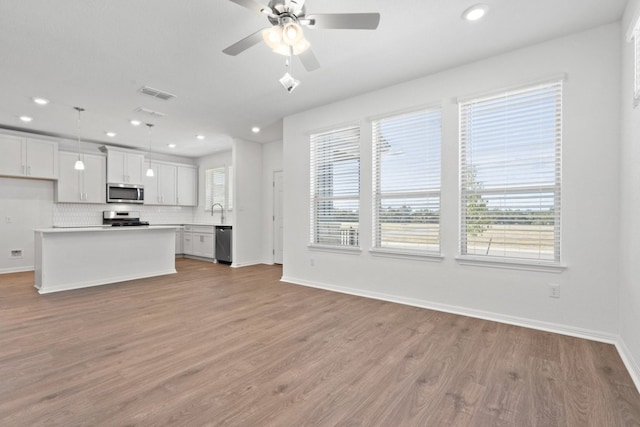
211,203,224,224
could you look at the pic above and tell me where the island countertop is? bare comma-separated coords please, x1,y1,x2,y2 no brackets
39,225,181,233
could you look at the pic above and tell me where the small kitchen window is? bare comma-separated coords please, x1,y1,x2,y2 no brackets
205,166,233,212
633,16,640,106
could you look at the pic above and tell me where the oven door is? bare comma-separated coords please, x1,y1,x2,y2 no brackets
107,184,144,204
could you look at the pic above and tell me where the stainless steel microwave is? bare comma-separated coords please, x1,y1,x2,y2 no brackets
107,183,144,204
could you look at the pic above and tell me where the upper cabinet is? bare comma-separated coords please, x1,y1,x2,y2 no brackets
144,161,177,205
56,151,106,203
144,160,197,207
177,165,197,206
0,134,58,180
101,147,144,185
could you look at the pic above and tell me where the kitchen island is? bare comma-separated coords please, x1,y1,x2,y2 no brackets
34,226,178,294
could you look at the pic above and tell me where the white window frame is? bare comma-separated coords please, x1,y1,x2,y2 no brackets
371,107,442,259
458,80,563,269
205,165,233,212
633,17,640,107
309,125,361,250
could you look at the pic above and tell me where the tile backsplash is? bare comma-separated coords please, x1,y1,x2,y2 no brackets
53,203,197,226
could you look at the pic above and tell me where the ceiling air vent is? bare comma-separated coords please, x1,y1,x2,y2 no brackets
138,86,176,101
134,107,166,118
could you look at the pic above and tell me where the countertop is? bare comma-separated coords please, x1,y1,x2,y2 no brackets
37,225,181,233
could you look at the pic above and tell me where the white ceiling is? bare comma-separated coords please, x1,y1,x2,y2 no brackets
0,0,627,158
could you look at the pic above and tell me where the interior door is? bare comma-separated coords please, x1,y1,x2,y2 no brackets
273,170,284,264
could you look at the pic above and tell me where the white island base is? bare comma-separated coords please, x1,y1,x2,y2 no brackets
34,226,178,294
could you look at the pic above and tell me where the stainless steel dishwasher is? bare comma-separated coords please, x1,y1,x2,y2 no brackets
215,226,232,264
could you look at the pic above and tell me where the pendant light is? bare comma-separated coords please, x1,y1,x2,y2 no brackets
145,123,154,177
73,107,85,170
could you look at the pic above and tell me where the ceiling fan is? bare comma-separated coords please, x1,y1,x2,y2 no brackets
222,0,381,72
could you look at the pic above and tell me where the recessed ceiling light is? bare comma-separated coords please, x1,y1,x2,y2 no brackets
462,4,488,21
251,126,261,133
167,143,177,148
105,132,117,138
130,119,141,126
196,135,205,140
33,97,49,105
19,116,33,122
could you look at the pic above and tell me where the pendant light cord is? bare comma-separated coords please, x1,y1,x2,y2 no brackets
74,107,85,159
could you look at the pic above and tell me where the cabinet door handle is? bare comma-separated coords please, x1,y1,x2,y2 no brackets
22,165,26,175
27,165,31,176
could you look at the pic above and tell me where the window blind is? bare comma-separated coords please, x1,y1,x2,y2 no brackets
634,19,640,102
459,81,562,262
205,167,226,211
372,108,441,253
310,125,360,247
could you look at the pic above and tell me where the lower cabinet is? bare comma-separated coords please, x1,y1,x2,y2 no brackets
182,225,214,259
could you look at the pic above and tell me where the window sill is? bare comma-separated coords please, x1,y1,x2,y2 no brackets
370,248,444,262
455,256,567,273
308,244,362,255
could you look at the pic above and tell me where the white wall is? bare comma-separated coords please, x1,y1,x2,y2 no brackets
232,139,263,267
619,0,640,389
261,140,283,264
0,177,53,272
282,23,622,339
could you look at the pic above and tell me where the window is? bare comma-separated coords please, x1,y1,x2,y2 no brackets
310,125,360,247
205,166,233,211
633,17,640,105
459,81,562,263
372,108,441,253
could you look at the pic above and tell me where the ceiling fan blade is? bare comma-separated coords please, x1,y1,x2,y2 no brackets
306,13,381,30
299,48,320,72
227,0,273,15
222,29,265,56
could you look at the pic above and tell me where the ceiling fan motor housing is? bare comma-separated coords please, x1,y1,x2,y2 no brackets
267,0,306,25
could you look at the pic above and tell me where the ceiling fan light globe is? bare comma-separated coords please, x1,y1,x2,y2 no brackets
262,27,283,50
282,22,303,45
292,38,310,55
272,44,290,56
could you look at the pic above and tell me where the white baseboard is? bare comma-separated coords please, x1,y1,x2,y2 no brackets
281,275,618,344
616,338,640,393
0,266,34,274
231,260,263,268
37,269,177,294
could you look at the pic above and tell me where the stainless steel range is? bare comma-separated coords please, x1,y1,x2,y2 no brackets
103,211,149,227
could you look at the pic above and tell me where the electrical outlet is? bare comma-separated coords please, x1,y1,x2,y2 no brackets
10,249,23,258
549,283,560,298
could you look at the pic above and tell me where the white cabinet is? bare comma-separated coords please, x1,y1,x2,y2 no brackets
182,225,214,259
177,165,197,206
144,161,196,207
56,152,106,203
144,162,177,205
183,231,193,255
104,148,144,185
0,134,58,179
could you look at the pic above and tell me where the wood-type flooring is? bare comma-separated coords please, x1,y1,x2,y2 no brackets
1,258,639,426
